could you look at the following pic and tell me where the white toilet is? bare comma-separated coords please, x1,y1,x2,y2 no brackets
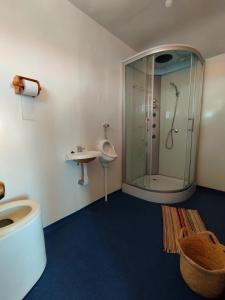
0,199,47,300
98,139,117,165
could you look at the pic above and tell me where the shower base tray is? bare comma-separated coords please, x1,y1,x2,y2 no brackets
122,176,195,204
132,175,184,191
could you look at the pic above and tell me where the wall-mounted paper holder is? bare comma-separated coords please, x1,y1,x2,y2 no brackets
12,75,41,97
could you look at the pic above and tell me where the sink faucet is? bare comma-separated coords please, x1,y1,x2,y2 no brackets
77,146,85,152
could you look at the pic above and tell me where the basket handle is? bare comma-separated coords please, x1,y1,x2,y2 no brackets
200,230,225,251
183,229,225,251
178,228,225,252
202,231,220,244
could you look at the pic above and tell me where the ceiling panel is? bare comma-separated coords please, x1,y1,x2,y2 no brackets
69,0,225,58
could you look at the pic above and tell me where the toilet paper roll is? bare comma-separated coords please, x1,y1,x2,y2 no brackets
21,79,39,97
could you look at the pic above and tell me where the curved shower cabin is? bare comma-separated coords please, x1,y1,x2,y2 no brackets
122,45,204,203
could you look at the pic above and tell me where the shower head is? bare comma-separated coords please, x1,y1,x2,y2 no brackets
170,82,179,97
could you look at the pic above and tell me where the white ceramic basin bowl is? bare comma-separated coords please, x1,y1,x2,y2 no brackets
66,150,101,163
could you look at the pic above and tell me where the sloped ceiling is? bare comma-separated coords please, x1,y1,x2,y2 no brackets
69,0,225,58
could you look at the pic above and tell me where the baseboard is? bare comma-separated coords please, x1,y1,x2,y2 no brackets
44,189,121,235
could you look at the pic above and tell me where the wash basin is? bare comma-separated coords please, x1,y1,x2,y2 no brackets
66,150,101,163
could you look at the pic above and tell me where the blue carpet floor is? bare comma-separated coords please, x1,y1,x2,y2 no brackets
25,187,225,300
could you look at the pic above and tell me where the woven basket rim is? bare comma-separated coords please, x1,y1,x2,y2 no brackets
178,247,225,274
177,230,225,274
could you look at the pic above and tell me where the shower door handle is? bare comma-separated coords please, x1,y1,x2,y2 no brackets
145,117,150,132
188,118,195,132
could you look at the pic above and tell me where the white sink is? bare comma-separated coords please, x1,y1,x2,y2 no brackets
66,150,101,163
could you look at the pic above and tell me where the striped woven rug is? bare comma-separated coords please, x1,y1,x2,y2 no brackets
162,206,206,253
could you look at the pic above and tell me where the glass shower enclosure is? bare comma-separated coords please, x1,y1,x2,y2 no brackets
122,45,204,203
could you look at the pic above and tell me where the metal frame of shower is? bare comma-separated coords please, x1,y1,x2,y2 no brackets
122,44,205,195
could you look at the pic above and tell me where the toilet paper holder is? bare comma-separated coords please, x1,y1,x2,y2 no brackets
12,75,41,96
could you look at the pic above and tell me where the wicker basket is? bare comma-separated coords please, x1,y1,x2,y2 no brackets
177,228,225,298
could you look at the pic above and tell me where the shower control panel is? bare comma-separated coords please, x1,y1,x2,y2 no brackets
152,98,158,138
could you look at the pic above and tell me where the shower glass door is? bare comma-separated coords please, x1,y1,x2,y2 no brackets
183,54,204,187
124,56,154,187
149,50,194,191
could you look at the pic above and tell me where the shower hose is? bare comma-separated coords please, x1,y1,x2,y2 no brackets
165,92,179,150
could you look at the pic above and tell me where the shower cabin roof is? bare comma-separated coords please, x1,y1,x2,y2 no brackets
125,47,202,76
122,44,205,69
154,51,191,75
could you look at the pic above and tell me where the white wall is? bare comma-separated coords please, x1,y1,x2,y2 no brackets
0,0,134,226
197,53,225,191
